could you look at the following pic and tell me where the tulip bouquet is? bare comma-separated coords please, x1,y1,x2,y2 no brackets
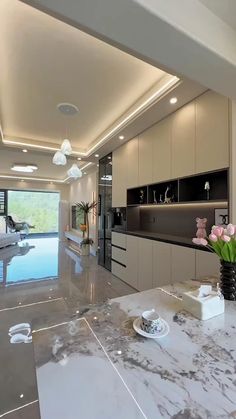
193,224,236,262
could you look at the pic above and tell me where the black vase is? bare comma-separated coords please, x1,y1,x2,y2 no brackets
220,260,236,301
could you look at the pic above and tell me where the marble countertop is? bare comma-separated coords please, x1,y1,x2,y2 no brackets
34,279,236,419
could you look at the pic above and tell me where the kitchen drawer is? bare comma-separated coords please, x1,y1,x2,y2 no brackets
112,246,127,266
111,232,126,249
112,261,126,282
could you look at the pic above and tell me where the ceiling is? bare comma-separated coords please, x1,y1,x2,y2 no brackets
199,0,236,32
0,0,167,152
0,0,206,183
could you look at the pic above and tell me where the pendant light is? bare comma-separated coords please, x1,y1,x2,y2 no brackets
52,151,67,166
61,139,72,155
67,163,82,178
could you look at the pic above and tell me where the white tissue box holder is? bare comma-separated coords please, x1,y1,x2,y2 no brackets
182,289,225,321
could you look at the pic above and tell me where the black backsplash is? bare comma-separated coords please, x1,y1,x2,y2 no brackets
127,203,228,238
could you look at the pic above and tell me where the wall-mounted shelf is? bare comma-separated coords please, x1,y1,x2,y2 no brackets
127,169,228,207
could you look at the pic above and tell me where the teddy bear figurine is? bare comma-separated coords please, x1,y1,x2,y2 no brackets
196,217,207,238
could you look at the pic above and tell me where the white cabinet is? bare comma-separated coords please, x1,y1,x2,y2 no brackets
196,250,219,279
111,232,126,249
112,145,127,207
171,245,196,283
152,241,172,287
126,137,139,188
111,261,127,282
196,91,229,173
172,102,195,178
126,235,139,289
139,128,153,185
138,238,153,291
152,116,172,182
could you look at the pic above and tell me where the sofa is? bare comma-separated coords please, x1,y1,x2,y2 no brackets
0,233,21,248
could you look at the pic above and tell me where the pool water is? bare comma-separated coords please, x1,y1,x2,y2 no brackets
0,238,59,285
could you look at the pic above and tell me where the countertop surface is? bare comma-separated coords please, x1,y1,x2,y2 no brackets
112,229,210,251
34,278,236,419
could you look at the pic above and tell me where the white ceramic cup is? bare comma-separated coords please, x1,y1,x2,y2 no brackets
141,309,162,334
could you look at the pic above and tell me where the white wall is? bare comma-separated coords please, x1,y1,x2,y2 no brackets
0,179,69,200
69,168,98,246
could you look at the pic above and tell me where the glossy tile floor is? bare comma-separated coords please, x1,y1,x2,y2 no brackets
0,238,135,418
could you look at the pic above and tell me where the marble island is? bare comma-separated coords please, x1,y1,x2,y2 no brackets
34,279,236,419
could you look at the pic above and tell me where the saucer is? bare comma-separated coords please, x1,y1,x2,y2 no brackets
133,317,169,339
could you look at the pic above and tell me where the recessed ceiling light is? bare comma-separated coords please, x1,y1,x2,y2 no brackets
22,149,28,153
119,135,124,140
94,154,99,158
77,157,82,161
170,97,177,104
11,164,38,173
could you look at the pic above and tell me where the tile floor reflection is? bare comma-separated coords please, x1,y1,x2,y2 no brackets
0,238,135,418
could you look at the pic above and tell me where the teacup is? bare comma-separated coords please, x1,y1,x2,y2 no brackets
141,309,162,334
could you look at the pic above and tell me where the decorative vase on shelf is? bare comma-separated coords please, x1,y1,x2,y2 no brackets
220,261,236,301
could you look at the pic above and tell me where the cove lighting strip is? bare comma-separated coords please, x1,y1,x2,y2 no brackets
0,161,94,183
2,76,179,157
0,174,64,183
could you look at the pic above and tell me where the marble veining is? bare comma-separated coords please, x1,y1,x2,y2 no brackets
34,284,236,419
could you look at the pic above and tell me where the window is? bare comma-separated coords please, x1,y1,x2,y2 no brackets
7,190,60,234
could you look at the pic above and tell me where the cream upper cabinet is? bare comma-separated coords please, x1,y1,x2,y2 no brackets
112,144,127,207
152,116,172,182
138,238,153,291
171,245,196,283
152,241,171,287
172,102,195,178
126,137,139,189
138,128,153,185
126,235,138,289
196,91,229,173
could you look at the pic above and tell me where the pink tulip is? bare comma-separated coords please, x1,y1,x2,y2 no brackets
192,238,208,246
226,224,235,236
222,235,231,243
212,226,224,237
209,233,218,242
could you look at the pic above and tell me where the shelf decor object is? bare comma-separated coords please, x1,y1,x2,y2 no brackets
193,223,236,300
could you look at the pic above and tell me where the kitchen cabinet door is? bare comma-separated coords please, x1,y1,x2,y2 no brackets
196,91,229,173
139,128,153,185
172,102,195,178
152,241,172,287
112,144,127,207
126,137,139,188
138,238,153,291
171,244,196,283
196,250,219,279
126,235,139,289
152,116,172,183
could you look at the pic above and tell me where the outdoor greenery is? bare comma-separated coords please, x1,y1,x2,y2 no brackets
8,190,59,233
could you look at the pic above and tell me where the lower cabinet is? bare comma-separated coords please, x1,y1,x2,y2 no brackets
171,244,196,283
138,238,153,291
112,234,219,291
195,250,219,279
152,241,171,287
126,235,139,289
